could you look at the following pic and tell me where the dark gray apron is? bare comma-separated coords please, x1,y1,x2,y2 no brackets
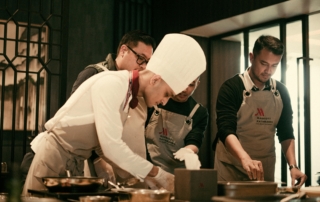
215,71,283,181
146,104,199,174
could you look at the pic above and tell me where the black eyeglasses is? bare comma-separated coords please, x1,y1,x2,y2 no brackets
126,45,149,65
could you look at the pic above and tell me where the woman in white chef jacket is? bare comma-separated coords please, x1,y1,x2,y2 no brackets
22,33,207,195
214,35,307,187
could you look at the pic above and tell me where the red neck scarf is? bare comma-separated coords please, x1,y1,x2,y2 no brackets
129,70,139,109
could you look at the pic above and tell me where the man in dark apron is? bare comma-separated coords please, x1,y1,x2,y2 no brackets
145,77,208,174
214,35,307,187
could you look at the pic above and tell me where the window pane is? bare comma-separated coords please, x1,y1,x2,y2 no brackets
309,13,320,186
286,20,304,185
222,33,244,72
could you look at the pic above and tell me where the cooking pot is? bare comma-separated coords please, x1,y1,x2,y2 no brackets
42,176,104,192
217,181,278,197
117,189,171,202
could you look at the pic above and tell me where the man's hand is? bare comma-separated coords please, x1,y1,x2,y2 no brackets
290,168,307,187
145,167,174,192
240,157,264,181
224,135,264,181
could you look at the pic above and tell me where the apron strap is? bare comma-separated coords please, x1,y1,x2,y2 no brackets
185,103,200,124
238,73,252,92
239,74,279,96
153,105,161,116
94,62,109,72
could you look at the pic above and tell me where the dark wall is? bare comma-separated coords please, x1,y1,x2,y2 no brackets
152,0,288,42
66,0,115,97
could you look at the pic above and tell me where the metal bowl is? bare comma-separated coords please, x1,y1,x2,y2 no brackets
42,176,104,193
79,196,111,202
117,189,171,202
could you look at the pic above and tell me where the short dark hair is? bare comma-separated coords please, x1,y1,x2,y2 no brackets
117,30,156,55
252,35,284,56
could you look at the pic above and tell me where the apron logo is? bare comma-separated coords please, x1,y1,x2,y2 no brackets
159,128,168,136
159,128,175,146
254,108,264,116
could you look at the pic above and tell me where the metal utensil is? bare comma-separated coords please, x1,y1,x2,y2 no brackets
66,169,71,177
117,178,139,187
108,181,120,189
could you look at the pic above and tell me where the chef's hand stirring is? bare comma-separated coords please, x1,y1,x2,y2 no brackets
94,157,116,187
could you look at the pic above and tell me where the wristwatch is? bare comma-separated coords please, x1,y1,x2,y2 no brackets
289,165,299,170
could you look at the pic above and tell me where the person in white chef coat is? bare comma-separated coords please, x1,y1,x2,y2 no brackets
22,33,206,195
68,30,156,187
213,35,307,187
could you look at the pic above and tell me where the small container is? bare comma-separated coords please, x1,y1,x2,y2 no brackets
1,162,7,173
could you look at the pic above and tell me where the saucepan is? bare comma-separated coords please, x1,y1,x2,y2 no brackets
217,181,278,197
42,176,104,192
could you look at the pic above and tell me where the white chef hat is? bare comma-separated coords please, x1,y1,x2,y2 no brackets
146,33,206,94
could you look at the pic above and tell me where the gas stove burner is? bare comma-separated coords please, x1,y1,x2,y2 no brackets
27,189,124,201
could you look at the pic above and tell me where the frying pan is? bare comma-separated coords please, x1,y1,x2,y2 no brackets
217,181,278,197
42,176,104,193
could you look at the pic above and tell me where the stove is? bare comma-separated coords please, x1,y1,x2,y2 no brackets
27,189,126,201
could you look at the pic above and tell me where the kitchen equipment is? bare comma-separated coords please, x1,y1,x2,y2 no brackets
0,193,7,202
117,178,140,187
79,195,111,202
174,168,217,201
108,181,120,189
27,189,121,201
21,196,64,202
212,194,287,202
212,192,307,202
1,162,7,173
117,189,171,202
277,186,300,194
42,176,104,192
217,181,278,197
300,186,320,198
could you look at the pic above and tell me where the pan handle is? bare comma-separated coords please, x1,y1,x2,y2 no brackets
66,169,71,177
